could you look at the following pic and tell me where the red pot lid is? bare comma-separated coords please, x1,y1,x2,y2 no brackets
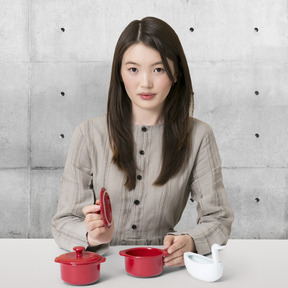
55,246,105,265
99,187,112,229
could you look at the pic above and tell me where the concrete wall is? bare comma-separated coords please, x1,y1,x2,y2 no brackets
0,0,287,239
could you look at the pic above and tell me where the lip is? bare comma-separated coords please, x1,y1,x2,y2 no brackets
139,92,156,100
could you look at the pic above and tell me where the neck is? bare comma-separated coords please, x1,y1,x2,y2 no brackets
132,110,164,126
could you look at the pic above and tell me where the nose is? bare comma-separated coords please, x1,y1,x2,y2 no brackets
141,72,153,89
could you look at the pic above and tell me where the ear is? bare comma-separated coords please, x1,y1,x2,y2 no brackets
172,70,178,83
173,73,177,83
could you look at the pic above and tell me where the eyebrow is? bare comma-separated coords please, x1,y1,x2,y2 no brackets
124,61,164,66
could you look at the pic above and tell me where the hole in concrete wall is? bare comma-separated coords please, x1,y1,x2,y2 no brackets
189,198,194,202
255,91,259,95
60,92,65,96
59,134,65,139
61,28,65,32
189,27,194,32
254,27,259,32
255,197,260,203
255,133,259,138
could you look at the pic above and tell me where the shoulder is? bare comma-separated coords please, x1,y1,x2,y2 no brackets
190,117,219,153
77,115,107,133
72,115,108,143
191,117,214,138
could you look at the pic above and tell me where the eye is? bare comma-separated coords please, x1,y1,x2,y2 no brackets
129,67,138,73
154,67,165,73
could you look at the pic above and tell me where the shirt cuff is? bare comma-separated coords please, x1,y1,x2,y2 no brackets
167,230,211,255
86,243,110,255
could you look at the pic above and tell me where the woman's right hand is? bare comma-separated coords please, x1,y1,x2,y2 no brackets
82,200,114,247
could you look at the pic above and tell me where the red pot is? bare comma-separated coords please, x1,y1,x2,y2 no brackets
55,246,106,285
119,247,169,277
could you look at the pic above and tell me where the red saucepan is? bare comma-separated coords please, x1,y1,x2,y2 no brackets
119,247,169,277
55,246,106,285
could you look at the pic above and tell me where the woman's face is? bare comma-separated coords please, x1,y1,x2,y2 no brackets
121,43,175,123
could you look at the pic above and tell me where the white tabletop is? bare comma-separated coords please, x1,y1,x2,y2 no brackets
0,239,287,288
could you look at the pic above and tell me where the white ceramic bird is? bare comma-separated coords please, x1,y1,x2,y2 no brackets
184,244,226,282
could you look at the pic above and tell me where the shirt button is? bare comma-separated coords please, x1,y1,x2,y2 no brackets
141,127,147,132
132,224,137,230
139,150,145,155
134,200,140,205
137,175,142,180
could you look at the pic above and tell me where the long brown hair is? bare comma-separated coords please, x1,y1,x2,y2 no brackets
107,17,194,190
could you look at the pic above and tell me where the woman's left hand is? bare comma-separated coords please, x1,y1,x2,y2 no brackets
163,234,196,267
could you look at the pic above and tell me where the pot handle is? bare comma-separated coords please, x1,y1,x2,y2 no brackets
162,249,169,265
98,256,106,263
162,249,169,256
54,257,60,263
119,249,131,258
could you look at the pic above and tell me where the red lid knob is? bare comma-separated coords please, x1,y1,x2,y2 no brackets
73,246,85,258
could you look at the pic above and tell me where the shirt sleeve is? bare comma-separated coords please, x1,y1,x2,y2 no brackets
51,123,109,255
172,125,234,255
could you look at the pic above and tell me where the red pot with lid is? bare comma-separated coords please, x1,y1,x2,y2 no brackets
119,247,169,277
55,246,106,285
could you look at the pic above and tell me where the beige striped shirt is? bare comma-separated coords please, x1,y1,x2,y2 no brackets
51,116,234,255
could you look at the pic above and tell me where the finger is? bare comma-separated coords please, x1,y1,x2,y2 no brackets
163,235,175,250
82,204,100,215
164,245,185,262
86,219,105,232
84,212,102,224
90,226,106,236
166,239,185,255
164,254,184,267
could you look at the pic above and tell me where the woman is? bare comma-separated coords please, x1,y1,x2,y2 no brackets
51,16,234,267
